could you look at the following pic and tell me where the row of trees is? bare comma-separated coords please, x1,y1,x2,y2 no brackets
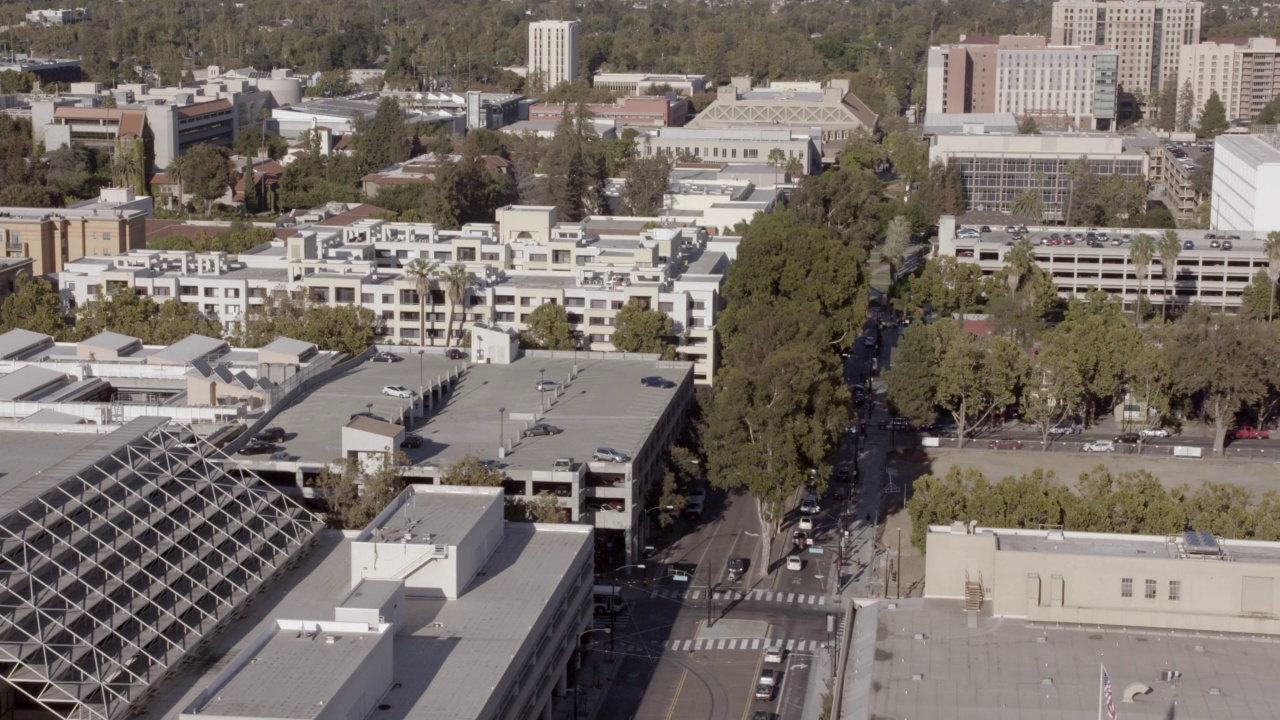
888,272,1280,454
1155,83,1230,138
0,277,375,357
704,205,867,562
517,298,676,357
908,465,1280,551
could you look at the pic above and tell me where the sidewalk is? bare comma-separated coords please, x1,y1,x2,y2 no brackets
554,643,625,720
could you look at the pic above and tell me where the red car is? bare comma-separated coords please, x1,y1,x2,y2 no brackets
987,438,1023,450
1233,426,1270,440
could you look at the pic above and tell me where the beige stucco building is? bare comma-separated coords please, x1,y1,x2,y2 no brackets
927,523,1280,635
1178,37,1280,126
528,20,581,90
0,188,151,276
1051,0,1203,99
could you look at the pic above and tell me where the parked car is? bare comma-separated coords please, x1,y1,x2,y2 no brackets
764,647,785,664
523,423,562,437
684,500,703,518
371,352,403,363
800,494,820,514
238,441,277,456
689,488,707,505
254,426,287,443
833,464,858,482
593,447,630,462
1083,440,1116,453
798,516,814,531
987,438,1023,450
268,450,294,461
1047,425,1073,436
535,380,563,392
445,348,467,360
1114,432,1140,444
1139,428,1169,438
980,225,992,233
1223,240,1234,251
382,385,415,398
1183,240,1195,250
1210,239,1222,249
553,457,574,470
759,669,780,687
400,433,424,449
785,555,804,571
1233,426,1271,440
755,684,776,701
879,417,913,431
641,376,677,389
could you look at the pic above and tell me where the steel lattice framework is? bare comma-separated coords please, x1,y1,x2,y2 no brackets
0,420,322,720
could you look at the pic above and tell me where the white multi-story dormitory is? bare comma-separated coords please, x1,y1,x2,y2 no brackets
58,207,732,384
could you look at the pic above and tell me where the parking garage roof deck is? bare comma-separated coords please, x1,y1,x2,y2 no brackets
953,226,1270,252
267,353,688,472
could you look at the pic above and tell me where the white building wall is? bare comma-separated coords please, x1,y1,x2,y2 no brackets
529,21,581,89
926,48,947,115
1211,135,1280,233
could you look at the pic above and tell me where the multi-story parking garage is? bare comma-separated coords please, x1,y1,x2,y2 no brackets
0,417,322,720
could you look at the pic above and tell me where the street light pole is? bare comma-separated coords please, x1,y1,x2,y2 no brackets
498,407,506,453
897,527,903,599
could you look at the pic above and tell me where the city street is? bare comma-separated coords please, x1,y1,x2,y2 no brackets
591,314,900,720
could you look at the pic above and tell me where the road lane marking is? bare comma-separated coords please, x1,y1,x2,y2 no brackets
663,668,688,720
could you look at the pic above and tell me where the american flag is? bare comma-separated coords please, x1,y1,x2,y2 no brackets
1101,666,1117,720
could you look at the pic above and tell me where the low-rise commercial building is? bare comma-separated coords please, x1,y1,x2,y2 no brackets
0,187,151,275
592,72,708,96
529,95,688,128
938,216,1274,311
929,132,1147,219
1211,132,1280,233
1178,37,1280,126
25,7,89,25
686,77,878,143
637,126,820,175
926,35,1119,130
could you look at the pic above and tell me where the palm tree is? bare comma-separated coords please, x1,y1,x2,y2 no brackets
784,156,804,181
167,156,186,213
1265,231,1280,322
404,258,439,346
1156,229,1183,321
1011,189,1042,222
767,147,785,183
111,148,139,191
882,215,911,285
439,263,474,348
1129,232,1155,320
1004,236,1037,296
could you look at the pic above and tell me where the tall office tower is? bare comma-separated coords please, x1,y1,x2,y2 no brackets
528,20,581,90
1051,0,1202,99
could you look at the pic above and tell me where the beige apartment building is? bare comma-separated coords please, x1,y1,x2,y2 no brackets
1052,0,1203,99
926,35,1120,130
0,188,151,276
927,523,1280,636
528,20,581,90
1178,37,1280,126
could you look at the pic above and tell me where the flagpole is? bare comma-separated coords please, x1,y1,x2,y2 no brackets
1098,664,1104,720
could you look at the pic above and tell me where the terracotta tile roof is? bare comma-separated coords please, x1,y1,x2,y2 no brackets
117,110,146,138
314,204,391,226
175,98,233,118
841,92,880,130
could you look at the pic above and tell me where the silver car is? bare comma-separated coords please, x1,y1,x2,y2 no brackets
593,447,630,463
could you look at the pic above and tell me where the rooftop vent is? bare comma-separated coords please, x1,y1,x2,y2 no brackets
325,635,337,645
911,673,924,681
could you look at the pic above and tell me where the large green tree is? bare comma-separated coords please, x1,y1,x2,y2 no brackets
521,302,576,350
441,454,506,486
1197,90,1229,138
934,323,1028,445
316,453,407,529
1035,291,1141,426
884,321,941,427
355,97,412,173
238,288,373,357
611,300,674,356
620,152,673,216
0,275,70,339
74,289,222,344
176,144,238,214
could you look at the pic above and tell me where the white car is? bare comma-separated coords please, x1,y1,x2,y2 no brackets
798,516,814,531
1083,440,1116,453
381,385,414,398
1047,425,1073,436
763,647,785,664
786,555,803,571
1139,428,1169,438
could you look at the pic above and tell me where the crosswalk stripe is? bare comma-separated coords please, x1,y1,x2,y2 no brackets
681,640,691,651
818,596,826,605
786,639,795,651
690,590,701,600
751,638,760,649
787,593,795,602
717,639,727,650
728,639,737,650
695,639,704,650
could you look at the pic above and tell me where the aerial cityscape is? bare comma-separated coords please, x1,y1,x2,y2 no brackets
0,0,1279,719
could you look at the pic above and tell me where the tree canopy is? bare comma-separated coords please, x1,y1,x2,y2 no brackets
611,300,675,357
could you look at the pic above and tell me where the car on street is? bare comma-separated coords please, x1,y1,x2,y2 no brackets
834,464,858,482
1140,428,1169,438
382,385,415,398
763,647,784,664
754,684,775,701
759,669,780,687
689,488,707,505
879,417,913,431
684,500,703,518
640,376,677,389
727,556,745,581
799,516,814,531
1233,426,1270,439
987,438,1023,450
593,447,630,462
254,426,287,443
535,380,562,392
1047,425,1073,436
400,433,424,449
238,441,277,456
785,555,804,571
1114,432,1140,444
752,711,775,720
792,531,810,549
800,494,820,514
863,336,876,348
523,423,562,437
371,352,403,363
445,348,467,359
1083,440,1116,453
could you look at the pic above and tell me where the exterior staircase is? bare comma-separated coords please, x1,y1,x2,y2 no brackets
964,572,983,612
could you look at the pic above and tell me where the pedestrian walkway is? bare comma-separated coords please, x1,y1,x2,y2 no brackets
639,637,827,653
649,587,829,606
